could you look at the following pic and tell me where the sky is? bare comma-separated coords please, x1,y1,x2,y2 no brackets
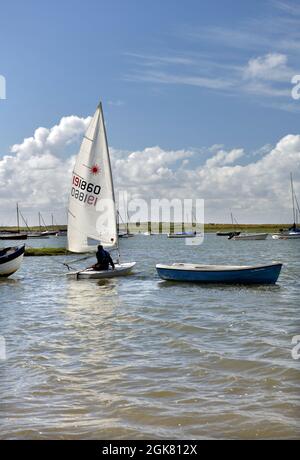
0,0,300,225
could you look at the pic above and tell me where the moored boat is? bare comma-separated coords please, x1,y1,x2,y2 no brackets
0,245,25,277
0,233,28,240
156,262,282,285
167,231,198,239
216,231,240,237
272,232,300,240
272,173,300,240
230,233,268,241
27,232,49,239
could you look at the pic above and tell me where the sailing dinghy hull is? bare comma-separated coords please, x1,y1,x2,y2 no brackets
231,233,268,241
156,262,282,284
0,245,25,277
272,233,300,240
66,262,136,279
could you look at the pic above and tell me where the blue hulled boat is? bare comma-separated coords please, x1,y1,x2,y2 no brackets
156,262,283,285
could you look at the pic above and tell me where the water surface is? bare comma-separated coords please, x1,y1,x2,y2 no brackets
1,234,299,439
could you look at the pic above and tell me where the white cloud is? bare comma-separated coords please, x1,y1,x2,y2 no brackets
0,116,299,225
243,53,292,82
0,115,91,226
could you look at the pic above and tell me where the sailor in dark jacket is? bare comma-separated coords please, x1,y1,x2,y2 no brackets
93,245,115,271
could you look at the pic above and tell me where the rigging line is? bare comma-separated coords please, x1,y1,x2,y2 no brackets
19,210,30,230
117,210,126,224
294,193,300,216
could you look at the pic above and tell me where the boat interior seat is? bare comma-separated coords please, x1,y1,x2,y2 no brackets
0,247,12,257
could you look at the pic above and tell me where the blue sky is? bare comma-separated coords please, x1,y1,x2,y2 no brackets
0,0,300,224
1,0,300,154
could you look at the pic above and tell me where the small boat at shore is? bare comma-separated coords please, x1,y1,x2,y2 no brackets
0,233,28,240
156,262,282,285
230,233,268,241
0,245,25,277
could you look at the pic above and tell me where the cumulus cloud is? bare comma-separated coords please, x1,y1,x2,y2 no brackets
243,53,290,81
0,115,91,226
0,115,299,225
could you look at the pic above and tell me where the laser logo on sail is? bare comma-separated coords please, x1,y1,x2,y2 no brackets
91,164,101,175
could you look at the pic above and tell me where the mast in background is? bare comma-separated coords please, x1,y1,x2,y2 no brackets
291,172,296,225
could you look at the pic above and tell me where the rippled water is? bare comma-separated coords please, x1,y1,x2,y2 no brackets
1,234,299,439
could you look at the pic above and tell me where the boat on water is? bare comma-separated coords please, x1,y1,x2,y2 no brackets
230,233,268,241
0,232,27,240
66,101,136,280
0,245,25,277
0,204,28,240
216,231,240,237
217,213,241,237
272,231,300,240
27,232,49,239
167,231,198,239
156,262,282,285
118,232,134,238
272,174,300,240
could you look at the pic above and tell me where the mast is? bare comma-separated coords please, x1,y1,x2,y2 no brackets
16,203,20,233
99,101,120,259
40,213,48,231
291,172,296,225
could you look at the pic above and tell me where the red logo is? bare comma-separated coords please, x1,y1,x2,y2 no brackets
91,164,101,175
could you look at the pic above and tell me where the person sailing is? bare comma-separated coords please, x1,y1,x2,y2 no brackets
92,245,115,271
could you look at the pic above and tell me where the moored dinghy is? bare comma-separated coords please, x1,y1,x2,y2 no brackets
230,233,268,241
66,101,136,280
0,245,25,277
156,262,282,284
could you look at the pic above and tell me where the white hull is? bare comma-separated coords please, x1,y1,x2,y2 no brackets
232,233,268,241
0,247,25,277
167,233,198,239
66,262,136,279
272,233,300,240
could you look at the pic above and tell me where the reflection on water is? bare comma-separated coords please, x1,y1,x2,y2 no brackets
0,234,299,439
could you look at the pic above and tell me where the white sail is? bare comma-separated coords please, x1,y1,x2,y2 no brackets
67,102,118,253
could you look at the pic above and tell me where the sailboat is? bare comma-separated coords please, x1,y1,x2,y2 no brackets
167,210,199,238
227,213,268,240
0,204,28,240
66,101,136,279
272,173,300,240
216,213,241,237
118,198,134,238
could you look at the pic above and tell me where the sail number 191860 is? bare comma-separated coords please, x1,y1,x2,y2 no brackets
71,174,101,206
